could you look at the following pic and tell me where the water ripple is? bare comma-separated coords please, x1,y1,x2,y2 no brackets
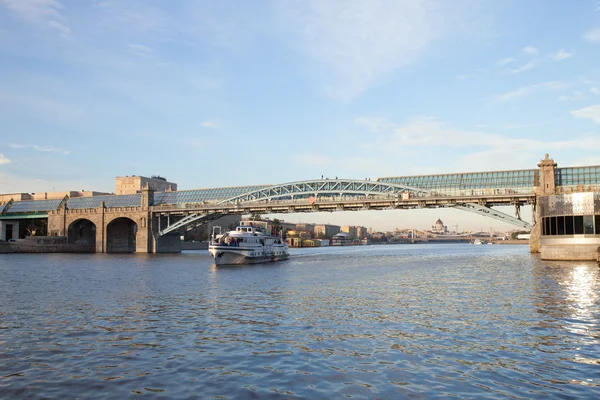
0,246,598,398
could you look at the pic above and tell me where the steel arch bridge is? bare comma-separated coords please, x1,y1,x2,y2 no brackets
157,179,532,235
217,179,431,204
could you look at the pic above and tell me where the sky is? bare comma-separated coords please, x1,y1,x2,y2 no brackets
1,0,600,232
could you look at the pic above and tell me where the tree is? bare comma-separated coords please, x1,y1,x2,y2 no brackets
250,213,262,221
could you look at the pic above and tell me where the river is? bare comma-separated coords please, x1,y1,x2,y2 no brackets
0,244,598,399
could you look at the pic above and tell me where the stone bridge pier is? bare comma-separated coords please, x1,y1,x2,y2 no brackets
530,154,600,260
529,154,556,254
47,186,180,253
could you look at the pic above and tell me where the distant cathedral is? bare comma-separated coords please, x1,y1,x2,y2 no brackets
432,218,447,234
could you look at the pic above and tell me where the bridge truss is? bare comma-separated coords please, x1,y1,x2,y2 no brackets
156,179,534,236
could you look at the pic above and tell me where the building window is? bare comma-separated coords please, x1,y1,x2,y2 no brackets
574,216,584,234
565,216,574,235
584,215,594,234
542,215,599,236
556,216,565,235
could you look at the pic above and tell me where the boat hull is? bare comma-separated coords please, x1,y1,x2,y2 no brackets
209,246,289,265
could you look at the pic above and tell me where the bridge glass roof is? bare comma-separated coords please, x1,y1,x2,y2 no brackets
67,194,141,209
154,185,271,205
378,169,536,195
0,203,8,213
556,166,600,187
5,199,62,213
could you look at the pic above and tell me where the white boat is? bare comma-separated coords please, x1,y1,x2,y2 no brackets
473,239,483,245
208,225,289,265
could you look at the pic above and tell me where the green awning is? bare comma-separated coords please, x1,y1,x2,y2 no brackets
0,213,48,220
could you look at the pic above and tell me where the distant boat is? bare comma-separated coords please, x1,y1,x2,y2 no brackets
473,239,487,245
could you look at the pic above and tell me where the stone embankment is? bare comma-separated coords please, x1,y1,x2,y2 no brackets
0,236,93,253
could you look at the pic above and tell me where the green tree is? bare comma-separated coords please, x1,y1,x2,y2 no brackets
250,213,262,221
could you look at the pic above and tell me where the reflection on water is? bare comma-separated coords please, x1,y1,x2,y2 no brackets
0,245,599,398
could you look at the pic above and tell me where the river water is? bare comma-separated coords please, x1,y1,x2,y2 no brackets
0,244,598,399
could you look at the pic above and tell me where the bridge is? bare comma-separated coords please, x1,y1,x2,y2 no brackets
1,155,600,256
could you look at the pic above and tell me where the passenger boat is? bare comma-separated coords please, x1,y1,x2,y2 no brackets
208,225,289,265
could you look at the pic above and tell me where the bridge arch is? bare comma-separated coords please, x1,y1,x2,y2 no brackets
67,218,96,251
217,179,531,229
157,179,532,235
218,179,429,204
106,217,137,253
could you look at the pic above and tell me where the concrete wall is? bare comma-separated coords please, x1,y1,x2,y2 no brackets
155,233,181,253
0,237,93,253
0,221,19,241
0,193,32,202
541,244,600,261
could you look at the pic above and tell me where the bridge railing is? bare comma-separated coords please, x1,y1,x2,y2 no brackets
150,189,535,211
556,184,600,193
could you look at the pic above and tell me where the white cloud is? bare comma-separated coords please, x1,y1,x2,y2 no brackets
354,115,600,172
128,44,153,57
0,171,110,194
557,91,586,102
496,81,566,102
591,87,600,95
583,28,600,43
2,0,71,37
9,143,70,155
354,116,395,133
497,57,515,66
509,61,537,74
553,49,572,61
276,0,484,100
521,46,538,54
571,105,600,124
0,154,11,165
201,120,222,129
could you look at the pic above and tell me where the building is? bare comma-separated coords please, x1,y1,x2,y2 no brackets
32,190,111,200
331,232,353,246
286,230,312,247
1,190,110,204
295,223,315,235
535,154,600,260
356,226,368,239
302,239,329,247
340,225,357,239
431,218,447,234
314,224,340,239
115,175,177,195
0,193,33,203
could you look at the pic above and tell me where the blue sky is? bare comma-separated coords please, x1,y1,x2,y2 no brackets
1,0,600,232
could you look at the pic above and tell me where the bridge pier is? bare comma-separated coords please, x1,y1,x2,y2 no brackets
47,186,162,254
533,154,600,260
530,154,556,254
